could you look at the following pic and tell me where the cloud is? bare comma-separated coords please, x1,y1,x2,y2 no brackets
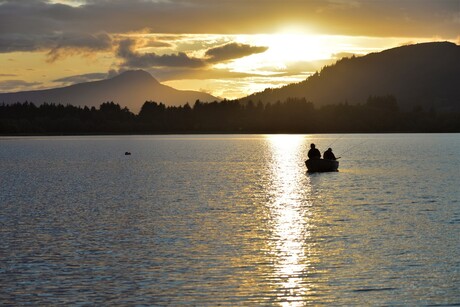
0,80,42,92
116,38,269,71
0,30,112,57
53,72,108,85
116,39,205,69
147,67,267,82
0,34,46,53
316,0,361,13
205,43,268,62
0,1,112,55
143,40,173,48
1,0,458,56
46,32,113,62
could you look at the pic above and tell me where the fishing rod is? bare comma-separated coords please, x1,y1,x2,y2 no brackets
336,138,369,158
323,134,345,150
307,134,344,154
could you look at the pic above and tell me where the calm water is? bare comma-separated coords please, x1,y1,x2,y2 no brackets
1,134,459,306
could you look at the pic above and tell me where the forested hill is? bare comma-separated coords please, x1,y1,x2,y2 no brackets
242,42,460,112
2,99,459,134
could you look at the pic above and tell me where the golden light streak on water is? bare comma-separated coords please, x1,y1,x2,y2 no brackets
266,135,314,306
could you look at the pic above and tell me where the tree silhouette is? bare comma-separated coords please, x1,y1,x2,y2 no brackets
1,96,459,134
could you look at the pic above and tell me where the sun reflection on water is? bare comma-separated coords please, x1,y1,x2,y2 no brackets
265,135,314,306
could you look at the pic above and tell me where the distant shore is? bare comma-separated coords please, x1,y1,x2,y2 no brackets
2,99,459,135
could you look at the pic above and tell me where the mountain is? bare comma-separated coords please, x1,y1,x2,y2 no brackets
242,42,460,111
0,70,218,113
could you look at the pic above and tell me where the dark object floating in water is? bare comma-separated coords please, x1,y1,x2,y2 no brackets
305,159,339,173
125,152,131,155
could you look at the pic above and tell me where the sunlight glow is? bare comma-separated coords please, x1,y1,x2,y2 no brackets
228,34,334,74
268,34,332,62
0,29,446,99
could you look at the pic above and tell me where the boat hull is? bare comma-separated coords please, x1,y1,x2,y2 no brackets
305,159,339,172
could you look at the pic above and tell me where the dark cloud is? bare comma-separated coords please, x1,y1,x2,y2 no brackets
116,39,269,71
0,0,458,56
46,32,113,62
53,72,108,85
0,30,112,56
76,0,460,37
0,34,47,53
116,39,205,69
205,43,268,62
0,79,42,92
0,1,112,54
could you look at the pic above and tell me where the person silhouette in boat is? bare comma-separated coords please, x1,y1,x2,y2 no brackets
308,143,321,159
323,147,336,160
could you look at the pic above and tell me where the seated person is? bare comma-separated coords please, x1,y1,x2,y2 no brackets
308,143,321,159
323,148,336,160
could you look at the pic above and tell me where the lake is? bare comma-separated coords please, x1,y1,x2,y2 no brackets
1,134,459,306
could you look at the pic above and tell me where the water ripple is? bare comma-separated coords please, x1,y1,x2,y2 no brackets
1,134,459,305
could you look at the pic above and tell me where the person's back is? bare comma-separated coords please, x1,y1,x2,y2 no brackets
308,143,321,159
323,148,336,160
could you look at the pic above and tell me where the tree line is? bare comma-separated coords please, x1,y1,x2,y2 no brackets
1,96,459,134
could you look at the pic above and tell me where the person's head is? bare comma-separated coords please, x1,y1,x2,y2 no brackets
327,148,332,152
310,143,316,149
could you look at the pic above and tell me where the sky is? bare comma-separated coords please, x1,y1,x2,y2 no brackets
0,0,459,99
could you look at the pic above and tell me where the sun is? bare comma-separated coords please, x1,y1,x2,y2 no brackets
201,30,340,98
228,31,336,72
268,34,330,62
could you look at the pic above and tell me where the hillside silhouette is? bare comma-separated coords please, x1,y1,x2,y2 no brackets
0,70,218,113
242,42,460,112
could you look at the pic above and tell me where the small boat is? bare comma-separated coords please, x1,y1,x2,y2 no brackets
305,159,339,172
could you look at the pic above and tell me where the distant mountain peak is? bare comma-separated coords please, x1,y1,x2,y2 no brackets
112,69,160,84
0,69,218,113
